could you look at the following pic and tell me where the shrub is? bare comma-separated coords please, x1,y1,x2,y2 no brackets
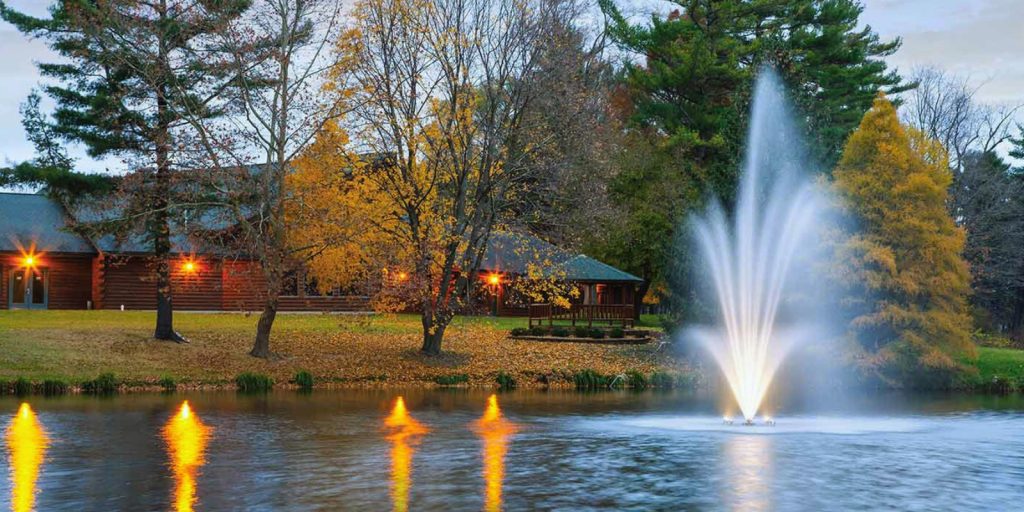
434,373,470,386
510,327,529,336
235,372,274,392
590,329,605,339
14,377,33,396
528,326,548,336
81,373,119,395
573,326,590,338
551,327,570,337
496,371,517,390
573,369,608,390
159,377,177,393
625,370,648,389
42,379,68,396
610,327,625,339
294,370,315,391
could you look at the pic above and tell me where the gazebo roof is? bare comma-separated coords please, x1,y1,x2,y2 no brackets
481,231,643,283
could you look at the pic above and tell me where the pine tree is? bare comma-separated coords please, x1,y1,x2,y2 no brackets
594,0,909,307
1,0,249,341
832,94,974,387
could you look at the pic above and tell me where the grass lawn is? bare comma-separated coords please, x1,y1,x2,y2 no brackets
0,310,681,389
975,347,1024,388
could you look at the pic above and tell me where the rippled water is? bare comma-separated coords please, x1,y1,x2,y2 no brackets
2,390,1022,511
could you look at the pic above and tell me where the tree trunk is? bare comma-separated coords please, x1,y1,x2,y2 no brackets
251,297,278,358
420,319,446,356
152,2,181,343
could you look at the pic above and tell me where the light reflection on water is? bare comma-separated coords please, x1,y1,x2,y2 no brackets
475,394,518,512
5,403,47,512
1,390,1022,510
384,397,427,512
162,401,211,512
723,435,771,511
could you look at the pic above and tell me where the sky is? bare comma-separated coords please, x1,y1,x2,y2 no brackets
1,0,1023,175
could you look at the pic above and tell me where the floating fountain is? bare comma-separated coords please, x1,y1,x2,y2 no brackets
689,69,831,424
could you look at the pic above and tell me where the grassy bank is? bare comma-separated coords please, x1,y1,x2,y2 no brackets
971,347,1024,391
0,311,683,390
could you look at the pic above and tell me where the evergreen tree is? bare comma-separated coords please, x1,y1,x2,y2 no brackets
0,0,249,341
592,0,908,306
832,95,974,387
0,91,115,200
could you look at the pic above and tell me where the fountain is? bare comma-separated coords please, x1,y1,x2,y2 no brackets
689,69,831,424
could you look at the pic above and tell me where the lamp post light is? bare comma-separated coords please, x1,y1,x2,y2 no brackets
487,273,501,316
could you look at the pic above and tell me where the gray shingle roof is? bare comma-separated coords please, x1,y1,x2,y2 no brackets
0,193,95,254
481,231,642,283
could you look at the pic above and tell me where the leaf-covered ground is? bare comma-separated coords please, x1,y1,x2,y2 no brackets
0,311,689,388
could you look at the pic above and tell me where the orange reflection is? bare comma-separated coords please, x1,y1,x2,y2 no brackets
475,395,518,512
163,401,212,512
384,397,427,512
6,403,48,512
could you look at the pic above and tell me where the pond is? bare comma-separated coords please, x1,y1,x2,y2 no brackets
2,389,1023,511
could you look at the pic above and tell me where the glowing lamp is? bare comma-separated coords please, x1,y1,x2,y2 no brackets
23,255,35,267
398,272,408,281
182,261,196,273
487,273,500,286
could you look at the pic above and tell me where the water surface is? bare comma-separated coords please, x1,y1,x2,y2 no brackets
2,390,1023,511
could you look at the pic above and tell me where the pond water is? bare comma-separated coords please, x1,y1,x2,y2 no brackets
2,389,1023,511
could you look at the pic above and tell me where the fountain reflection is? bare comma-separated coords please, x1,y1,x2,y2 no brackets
163,401,212,512
384,397,427,512
475,394,518,512
722,435,772,511
6,403,48,512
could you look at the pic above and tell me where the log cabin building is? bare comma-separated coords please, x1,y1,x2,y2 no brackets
0,192,368,312
1,192,644,314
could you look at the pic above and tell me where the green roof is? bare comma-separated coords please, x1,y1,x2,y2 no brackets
481,231,643,283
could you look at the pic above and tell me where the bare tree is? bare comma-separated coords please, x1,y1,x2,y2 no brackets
179,0,348,358
902,66,1020,170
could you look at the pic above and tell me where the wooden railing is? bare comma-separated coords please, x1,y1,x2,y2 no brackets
529,303,635,328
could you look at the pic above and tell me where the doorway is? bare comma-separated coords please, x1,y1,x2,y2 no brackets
8,267,47,309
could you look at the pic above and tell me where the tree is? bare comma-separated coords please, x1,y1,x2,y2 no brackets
285,119,391,299
952,151,1024,338
334,0,560,354
901,66,1020,171
0,0,250,342
0,91,115,200
181,0,348,358
594,0,908,306
832,95,974,386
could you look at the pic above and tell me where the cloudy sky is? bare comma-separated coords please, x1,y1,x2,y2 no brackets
1,0,1022,173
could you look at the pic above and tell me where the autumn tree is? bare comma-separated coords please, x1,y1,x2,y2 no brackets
832,95,974,386
0,0,250,342
285,119,392,298
336,0,558,355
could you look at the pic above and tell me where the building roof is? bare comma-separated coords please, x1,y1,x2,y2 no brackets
0,192,96,254
481,231,643,283
0,194,644,283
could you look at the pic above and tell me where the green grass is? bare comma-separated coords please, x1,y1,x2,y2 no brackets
975,347,1024,389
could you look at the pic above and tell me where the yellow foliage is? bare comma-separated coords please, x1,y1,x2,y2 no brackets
832,94,974,384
